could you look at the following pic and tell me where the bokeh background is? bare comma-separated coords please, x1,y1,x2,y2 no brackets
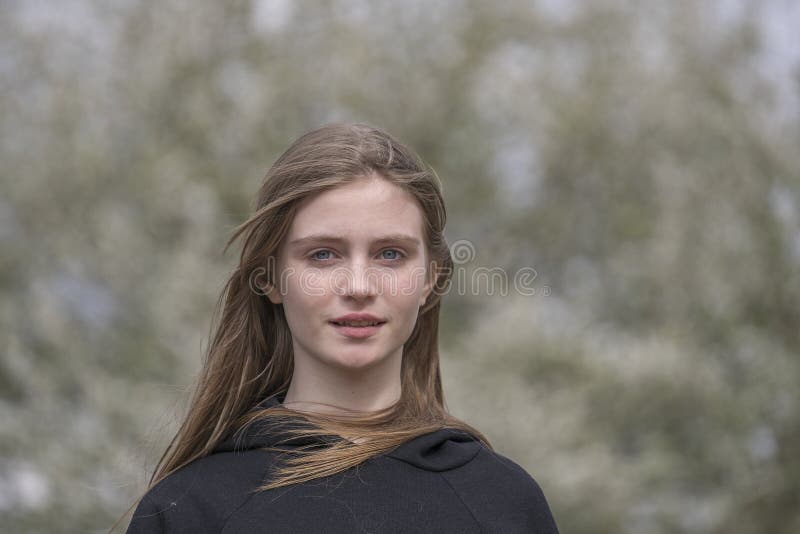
2,0,799,532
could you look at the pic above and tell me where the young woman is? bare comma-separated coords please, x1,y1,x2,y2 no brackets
124,123,559,533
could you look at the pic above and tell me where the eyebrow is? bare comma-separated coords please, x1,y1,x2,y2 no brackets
288,233,422,249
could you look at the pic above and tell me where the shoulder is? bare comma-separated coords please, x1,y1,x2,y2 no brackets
450,445,549,498
127,449,273,533
441,446,560,534
486,448,548,491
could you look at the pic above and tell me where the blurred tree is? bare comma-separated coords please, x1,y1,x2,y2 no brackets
0,0,797,532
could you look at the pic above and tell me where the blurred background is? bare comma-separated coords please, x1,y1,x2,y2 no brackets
1,0,799,532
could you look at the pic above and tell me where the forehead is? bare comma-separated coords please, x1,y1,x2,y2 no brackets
286,175,425,240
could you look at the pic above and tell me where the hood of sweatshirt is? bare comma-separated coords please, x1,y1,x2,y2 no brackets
214,393,483,472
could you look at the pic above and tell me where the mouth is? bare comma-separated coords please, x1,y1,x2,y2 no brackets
328,320,387,339
329,320,387,327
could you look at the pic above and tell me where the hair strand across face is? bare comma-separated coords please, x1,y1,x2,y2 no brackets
136,122,490,504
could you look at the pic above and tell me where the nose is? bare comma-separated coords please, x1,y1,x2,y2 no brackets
336,261,377,299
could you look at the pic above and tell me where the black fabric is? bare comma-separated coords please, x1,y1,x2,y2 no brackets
127,394,559,533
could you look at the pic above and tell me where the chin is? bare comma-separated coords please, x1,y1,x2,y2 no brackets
327,350,389,371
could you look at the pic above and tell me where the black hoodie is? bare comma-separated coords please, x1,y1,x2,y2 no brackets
127,394,559,533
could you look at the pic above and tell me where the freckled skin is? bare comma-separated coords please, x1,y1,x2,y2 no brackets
266,173,433,412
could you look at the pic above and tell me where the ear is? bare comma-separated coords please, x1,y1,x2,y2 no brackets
419,262,436,307
265,282,282,304
262,254,283,304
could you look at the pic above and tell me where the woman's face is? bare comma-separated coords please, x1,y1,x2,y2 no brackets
267,173,434,373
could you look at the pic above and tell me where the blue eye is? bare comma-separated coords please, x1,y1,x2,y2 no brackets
308,249,404,263
310,250,333,261
380,249,404,261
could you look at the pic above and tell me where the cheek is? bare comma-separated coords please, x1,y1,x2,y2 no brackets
388,273,427,322
391,266,428,296
284,264,332,298
393,293,423,338
281,270,330,319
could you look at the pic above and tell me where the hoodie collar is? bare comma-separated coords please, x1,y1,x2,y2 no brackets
214,393,482,472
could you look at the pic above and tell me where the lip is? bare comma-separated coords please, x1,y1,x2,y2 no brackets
329,313,387,339
330,322,385,339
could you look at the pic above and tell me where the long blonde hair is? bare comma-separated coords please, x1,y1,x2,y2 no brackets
145,122,491,498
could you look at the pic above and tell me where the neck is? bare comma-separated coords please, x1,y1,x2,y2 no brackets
283,349,402,416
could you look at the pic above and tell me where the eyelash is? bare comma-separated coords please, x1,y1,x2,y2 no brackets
307,248,406,263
